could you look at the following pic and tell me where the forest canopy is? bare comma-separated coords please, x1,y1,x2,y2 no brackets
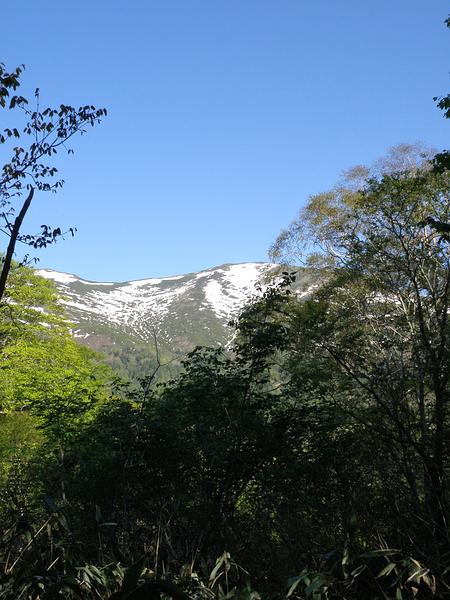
2,147,450,598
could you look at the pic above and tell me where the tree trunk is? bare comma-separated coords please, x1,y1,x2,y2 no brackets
0,187,34,302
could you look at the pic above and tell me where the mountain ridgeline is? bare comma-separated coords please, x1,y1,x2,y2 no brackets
37,262,291,380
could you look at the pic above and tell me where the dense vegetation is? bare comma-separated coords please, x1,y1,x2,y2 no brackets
2,21,450,597
2,147,450,599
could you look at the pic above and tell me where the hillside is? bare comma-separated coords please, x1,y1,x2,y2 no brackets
37,262,290,380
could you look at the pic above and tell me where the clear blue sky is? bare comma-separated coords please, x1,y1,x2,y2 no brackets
2,1,450,282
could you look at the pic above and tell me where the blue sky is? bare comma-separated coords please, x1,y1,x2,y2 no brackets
2,1,450,281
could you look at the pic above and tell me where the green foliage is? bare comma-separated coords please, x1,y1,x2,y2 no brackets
96,336,181,382
267,165,450,595
285,548,439,600
269,142,436,268
0,261,65,351
0,505,264,600
0,265,111,517
5,160,450,597
0,509,119,599
188,552,261,600
0,411,44,514
3,64,450,597
3,16,450,598
0,265,109,427
0,508,195,600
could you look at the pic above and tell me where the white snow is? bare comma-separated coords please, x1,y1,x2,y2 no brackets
36,263,279,344
37,269,114,286
37,270,80,284
203,263,270,319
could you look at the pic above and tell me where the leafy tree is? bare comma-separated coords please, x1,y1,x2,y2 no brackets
0,259,66,352
0,263,105,413
0,265,110,510
0,63,106,300
274,166,450,571
49,280,294,570
269,142,435,268
0,411,44,516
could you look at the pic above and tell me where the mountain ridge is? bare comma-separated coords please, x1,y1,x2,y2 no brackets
36,262,285,379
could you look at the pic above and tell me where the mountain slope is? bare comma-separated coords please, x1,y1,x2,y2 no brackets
37,263,283,378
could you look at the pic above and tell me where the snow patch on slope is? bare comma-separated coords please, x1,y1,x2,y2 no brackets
204,263,268,319
36,263,278,345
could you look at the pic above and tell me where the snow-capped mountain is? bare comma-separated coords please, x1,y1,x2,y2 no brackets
37,263,282,376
